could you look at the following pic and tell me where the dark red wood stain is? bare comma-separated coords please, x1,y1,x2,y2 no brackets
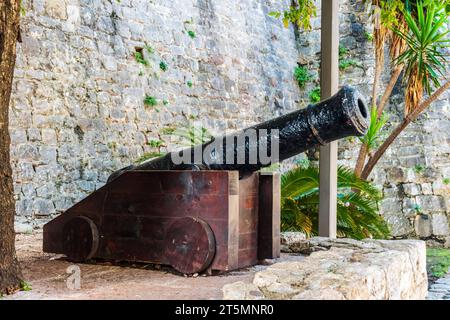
43,170,280,274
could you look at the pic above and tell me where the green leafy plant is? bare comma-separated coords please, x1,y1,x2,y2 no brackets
395,1,450,113
148,139,164,148
187,30,196,38
339,45,349,59
171,125,212,147
414,164,425,174
413,204,422,214
134,51,149,66
269,0,317,30
20,281,32,292
358,107,388,151
338,45,362,71
427,248,450,278
355,1,450,180
309,87,320,103
144,44,154,54
339,59,363,71
138,71,144,76
364,31,374,41
294,66,313,88
20,0,26,16
443,178,450,185
159,61,168,71
163,99,169,105
281,165,389,239
143,95,158,107
186,80,193,88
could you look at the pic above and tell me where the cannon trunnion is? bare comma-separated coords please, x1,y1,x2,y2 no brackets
43,170,280,274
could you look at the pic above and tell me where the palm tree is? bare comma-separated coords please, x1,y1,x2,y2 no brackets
355,0,407,177
281,165,390,239
361,0,450,179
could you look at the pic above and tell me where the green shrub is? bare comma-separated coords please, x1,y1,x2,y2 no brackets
186,80,193,88
20,281,32,292
187,30,196,38
148,139,164,148
338,45,349,58
134,52,149,66
414,164,425,174
144,95,158,107
339,59,362,71
364,31,374,41
281,165,390,239
294,66,313,88
159,61,168,71
309,87,321,103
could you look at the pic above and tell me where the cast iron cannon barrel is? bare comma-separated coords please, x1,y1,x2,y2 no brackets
109,85,369,180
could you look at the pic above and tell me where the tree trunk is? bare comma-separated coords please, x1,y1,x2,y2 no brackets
361,80,450,180
354,143,368,178
377,65,403,117
0,0,22,295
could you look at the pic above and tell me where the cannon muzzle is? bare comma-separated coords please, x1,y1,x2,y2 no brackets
110,85,369,180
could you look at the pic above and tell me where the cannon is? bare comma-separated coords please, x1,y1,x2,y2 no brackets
43,86,369,274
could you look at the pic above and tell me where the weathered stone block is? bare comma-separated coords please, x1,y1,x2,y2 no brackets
33,198,55,216
380,197,402,214
223,238,427,300
402,183,420,196
432,214,450,236
416,195,446,213
383,212,413,237
45,0,68,20
421,183,433,195
414,215,432,238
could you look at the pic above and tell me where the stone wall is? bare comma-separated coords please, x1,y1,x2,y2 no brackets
10,0,450,241
223,236,428,300
11,0,301,228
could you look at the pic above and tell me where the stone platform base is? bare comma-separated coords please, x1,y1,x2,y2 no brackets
223,236,427,300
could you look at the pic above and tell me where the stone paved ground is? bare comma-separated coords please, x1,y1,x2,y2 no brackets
427,272,450,300
5,232,305,300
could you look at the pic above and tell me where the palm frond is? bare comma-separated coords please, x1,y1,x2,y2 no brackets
280,164,390,239
394,1,450,114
